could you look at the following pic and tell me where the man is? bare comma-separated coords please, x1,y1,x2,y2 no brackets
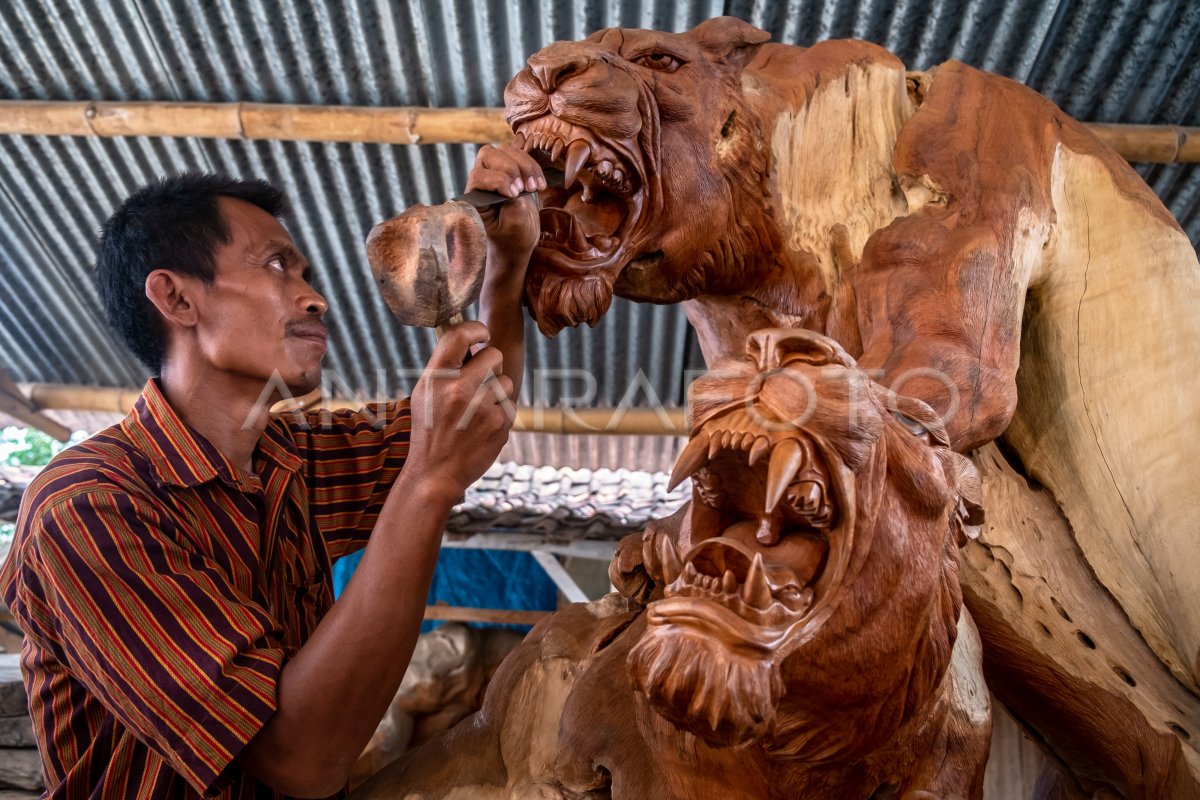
0,144,545,797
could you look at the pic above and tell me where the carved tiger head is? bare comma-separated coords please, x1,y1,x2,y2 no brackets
625,328,983,759
504,16,778,335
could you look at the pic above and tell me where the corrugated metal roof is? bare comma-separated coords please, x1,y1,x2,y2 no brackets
0,0,1196,415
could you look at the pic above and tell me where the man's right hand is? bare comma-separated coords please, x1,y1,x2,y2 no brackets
404,320,514,498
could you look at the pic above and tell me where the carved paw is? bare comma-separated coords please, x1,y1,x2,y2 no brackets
609,531,653,603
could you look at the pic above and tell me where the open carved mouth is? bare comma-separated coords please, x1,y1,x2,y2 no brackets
649,406,855,652
514,115,646,274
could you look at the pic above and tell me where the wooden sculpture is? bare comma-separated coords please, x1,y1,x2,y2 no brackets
350,624,524,789
481,17,1200,797
359,327,992,799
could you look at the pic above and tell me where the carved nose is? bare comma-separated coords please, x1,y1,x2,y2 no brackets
528,50,592,92
746,328,855,371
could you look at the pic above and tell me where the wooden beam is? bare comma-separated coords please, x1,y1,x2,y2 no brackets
0,371,70,442
0,100,1195,162
422,605,549,626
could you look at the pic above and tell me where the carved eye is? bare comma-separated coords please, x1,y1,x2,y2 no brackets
634,52,683,72
893,411,933,444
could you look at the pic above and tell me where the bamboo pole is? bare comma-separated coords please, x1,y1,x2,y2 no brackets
17,383,689,436
1087,124,1199,164
0,100,1196,163
0,100,512,145
0,369,71,442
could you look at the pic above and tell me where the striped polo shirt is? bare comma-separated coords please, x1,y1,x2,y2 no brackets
0,379,411,798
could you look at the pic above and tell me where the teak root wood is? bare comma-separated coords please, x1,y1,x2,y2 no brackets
364,17,1200,799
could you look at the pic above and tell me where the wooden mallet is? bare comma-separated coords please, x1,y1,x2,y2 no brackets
367,201,488,338
366,169,560,337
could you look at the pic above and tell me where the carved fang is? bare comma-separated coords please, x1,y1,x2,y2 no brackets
550,137,565,163
764,439,805,514
668,432,710,492
743,553,772,609
748,436,770,466
564,139,590,189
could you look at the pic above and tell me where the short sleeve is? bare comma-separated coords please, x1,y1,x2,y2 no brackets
9,488,285,795
284,401,412,559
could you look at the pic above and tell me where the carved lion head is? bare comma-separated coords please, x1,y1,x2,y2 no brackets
624,328,983,758
504,17,778,335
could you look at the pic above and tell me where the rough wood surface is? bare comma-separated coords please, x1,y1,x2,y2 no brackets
492,16,1200,798
965,444,1200,798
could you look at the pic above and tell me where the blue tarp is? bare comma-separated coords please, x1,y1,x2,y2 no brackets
332,547,558,631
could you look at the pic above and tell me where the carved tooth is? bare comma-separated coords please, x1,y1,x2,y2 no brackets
742,553,772,609
741,432,756,450
722,570,737,594
597,160,613,178
668,431,710,491
748,436,770,466
708,433,723,460
512,131,527,150
612,167,625,185
684,561,699,584
550,137,565,163
658,535,682,583
564,139,591,189
764,439,805,514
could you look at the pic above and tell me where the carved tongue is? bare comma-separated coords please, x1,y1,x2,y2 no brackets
764,439,805,514
564,139,591,190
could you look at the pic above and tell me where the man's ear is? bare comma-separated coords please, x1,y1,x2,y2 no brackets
145,269,200,330
688,16,771,72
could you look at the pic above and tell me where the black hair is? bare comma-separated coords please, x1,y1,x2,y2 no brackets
95,171,288,375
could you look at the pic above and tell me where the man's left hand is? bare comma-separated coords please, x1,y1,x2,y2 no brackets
466,144,543,270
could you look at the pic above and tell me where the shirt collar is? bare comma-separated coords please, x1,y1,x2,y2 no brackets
120,379,301,490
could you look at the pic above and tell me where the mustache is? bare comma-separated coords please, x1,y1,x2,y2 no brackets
285,318,328,339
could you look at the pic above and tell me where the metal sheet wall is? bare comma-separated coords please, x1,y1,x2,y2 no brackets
0,0,1196,404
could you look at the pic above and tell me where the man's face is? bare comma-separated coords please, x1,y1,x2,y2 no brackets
193,197,329,398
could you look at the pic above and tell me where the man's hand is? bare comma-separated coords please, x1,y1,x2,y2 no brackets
467,143,539,405
467,143,543,271
405,320,515,497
